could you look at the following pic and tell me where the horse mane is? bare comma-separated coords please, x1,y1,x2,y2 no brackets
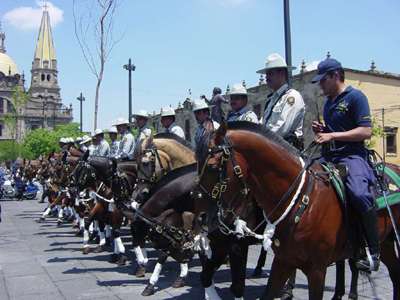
227,121,300,157
150,163,197,196
154,133,194,151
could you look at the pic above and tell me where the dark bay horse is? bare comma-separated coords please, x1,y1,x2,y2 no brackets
197,121,400,299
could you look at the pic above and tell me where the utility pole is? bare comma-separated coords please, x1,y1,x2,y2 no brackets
77,92,85,132
123,59,136,123
283,0,293,85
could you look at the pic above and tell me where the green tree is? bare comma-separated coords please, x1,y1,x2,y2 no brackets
366,117,384,149
20,123,82,159
0,141,21,162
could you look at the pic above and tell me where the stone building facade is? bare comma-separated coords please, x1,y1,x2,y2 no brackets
0,8,72,142
150,65,400,164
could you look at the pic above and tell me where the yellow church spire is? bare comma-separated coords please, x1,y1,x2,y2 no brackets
34,5,56,69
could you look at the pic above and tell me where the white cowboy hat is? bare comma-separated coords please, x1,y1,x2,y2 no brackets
192,99,212,112
132,109,149,119
80,135,92,145
75,137,83,143
229,83,247,96
113,117,129,126
59,137,67,144
256,53,296,74
161,107,176,117
94,128,103,136
66,137,75,143
108,126,118,134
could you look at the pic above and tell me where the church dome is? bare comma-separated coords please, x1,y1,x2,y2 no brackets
0,52,19,76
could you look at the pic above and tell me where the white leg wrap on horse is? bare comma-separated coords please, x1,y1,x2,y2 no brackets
42,207,51,218
114,237,125,254
105,225,112,238
89,222,94,234
99,231,106,246
149,263,163,285
179,263,188,278
205,285,221,300
79,218,84,230
142,247,149,265
134,246,147,265
234,298,244,300
83,230,89,247
58,207,63,219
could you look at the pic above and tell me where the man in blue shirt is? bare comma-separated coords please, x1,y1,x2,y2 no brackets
312,58,379,272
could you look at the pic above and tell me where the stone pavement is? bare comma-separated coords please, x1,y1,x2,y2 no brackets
0,199,393,299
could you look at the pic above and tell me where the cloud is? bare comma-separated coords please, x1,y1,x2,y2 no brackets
3,1,64,31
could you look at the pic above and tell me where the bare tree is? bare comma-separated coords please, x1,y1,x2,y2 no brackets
72,0,121,129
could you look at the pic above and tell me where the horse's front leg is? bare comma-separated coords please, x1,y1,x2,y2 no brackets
332,260,345,300
260,258,294,300
348,258,359,300
305,266,327,300
228,239,248,300
142,252,168,296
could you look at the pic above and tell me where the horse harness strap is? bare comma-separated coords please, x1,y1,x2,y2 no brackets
293,170,315,224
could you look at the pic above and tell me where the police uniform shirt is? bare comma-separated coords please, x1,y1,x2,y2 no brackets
164,122,185,139
93,139,110,157
227,106,259,124
263,83,305,139
323,86,372,157
194,119,220,148
117,130,135,159
88,144,96,156
109,140,120,158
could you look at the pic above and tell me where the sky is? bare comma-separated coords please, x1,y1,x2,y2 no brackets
1,0,399,132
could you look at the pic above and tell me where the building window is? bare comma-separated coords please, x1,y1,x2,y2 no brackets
7,100,15,113
253,104,262,119
47,74,51,81
41,74,45,81
0,97,3,114
185,119,191,142
385,127,398,155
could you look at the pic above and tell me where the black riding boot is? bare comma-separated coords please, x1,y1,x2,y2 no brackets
356,208,380,272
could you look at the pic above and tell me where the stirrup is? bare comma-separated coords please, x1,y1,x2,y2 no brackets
355,253,380,272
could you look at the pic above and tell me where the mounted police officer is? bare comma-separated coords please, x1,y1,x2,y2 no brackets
92,129,110,157
258,53,305,150
133,110,152,143
193,99,219,149
226,83,259,124
79,135,94,156
160,107,185,139
108,126,120,158
114,118,135,160
312,58,379,272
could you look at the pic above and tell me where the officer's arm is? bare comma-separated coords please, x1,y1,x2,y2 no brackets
330,126,372,142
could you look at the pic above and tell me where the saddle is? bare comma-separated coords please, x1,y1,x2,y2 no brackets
320,162,400,211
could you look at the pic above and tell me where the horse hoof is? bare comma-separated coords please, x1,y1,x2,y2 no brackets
36,217,45,223
92,245,105,253
331,295,342,300
252,267,263,278
82,247,91,255
348,292,358,300
135,265,146,277
109,253,119,263
141,284,155,296
172,276,186,288
57,219,62,226
75,230,83,237
116,255,128,266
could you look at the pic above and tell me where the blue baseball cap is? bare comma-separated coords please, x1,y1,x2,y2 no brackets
311,58,343,83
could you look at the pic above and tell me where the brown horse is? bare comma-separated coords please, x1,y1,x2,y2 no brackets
197,121,400,299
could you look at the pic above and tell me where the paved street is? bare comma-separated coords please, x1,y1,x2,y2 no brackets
0,199,393,299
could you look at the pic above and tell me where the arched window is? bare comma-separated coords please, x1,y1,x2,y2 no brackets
41,74,45,81
47,74,51,81
0,97,4,114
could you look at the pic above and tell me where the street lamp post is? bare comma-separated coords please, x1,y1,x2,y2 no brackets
283,0,293,85
76,92,85,132
123,58,136,123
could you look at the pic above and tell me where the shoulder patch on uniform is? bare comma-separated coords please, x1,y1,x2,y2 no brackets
287,96,295,105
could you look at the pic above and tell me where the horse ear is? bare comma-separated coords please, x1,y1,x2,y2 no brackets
111,158,118,173
214,121,227,145
82,150,89,162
